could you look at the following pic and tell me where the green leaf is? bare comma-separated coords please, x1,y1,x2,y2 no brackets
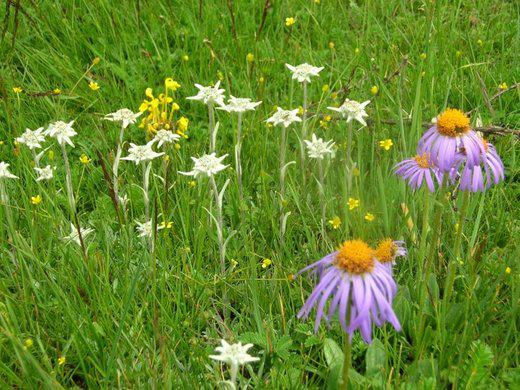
365,338,386,376
323,338,343,368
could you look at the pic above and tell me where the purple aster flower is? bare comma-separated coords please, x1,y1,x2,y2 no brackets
296,240,401,344
454,139,505,192
418,109,485,172
394,153,443,192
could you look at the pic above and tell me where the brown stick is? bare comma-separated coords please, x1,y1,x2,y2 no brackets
256,0,271,40
226,0,237,40
96,150,123,224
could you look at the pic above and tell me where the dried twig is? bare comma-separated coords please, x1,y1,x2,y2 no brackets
475,72,495,115
96,150,123,224
256,0,271,40
226,0,237,40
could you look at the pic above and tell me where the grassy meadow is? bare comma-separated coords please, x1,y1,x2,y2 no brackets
0,0,519,388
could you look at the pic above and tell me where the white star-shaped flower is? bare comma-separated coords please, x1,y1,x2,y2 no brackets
209,340,260,367
16,127,46,150
136,220,164,238
34,165,55,181
304,133,335,159
104,108,142,129
328,99,370,126
266,107,302,128
186,81,225,106
178,153,228,178
0,162,18,179
63,223,94,246
285,63,324,83
217,96,262,113
121,141,164,165
45,120,77,147
152,130,181,148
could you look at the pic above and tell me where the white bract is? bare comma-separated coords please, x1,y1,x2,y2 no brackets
121,141,164,165
266,107,302,128
0,162,18,179
285,63,324,83
104,108,142,129
209,340,260,367
217,96,262,113
63,223,94,246
45,120,77,147
186,81,225,106
179,153,228,178
153,130,181,148
328,99,370,126
136,220,164,238
34,165,55,181
304,134,335,159
16,127,46,150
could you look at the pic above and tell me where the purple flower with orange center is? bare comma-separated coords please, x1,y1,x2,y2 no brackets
375,239,407,273
418,109,484,172
296,239,401,344
394,153,442,192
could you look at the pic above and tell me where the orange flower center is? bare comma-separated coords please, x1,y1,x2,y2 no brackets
414,153,431,168
335,239,374,274
375,239,397,264
482,138,489,152
436,108,470,137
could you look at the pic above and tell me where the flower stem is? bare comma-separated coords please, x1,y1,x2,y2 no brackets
0,180,15,242
300,81,308,181
229,362,239,388
208,103,216,153
112,123,125,204
279,124,287,243
318,158,326,236
340,335,351,390
235,112,243,203
142,161,151,222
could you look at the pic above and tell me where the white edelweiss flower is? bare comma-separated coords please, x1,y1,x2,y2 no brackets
266,107,302,128
153,130,181,148
121,141,164,165
186,81,226,106
118,194,129,209
16,127,46,150
328,99,370,126
217,96,262,113
136,220,164,238
45,120,77,147
63,223,94,246
34,165,55,181
178,153,228,178
104,108,142,129
209,339,260,367
304,133,335,159
285,63,324,83
0,162,18,179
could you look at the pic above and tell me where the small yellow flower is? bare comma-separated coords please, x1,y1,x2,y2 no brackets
319,120,328,129
80,154,91,165
160,221,173,229
24,338,33,348
53,88,61,95
456,50,462,58
370,85,379,95
364,213,375,222
379,139,394,151
177,116,189,132
477,39,483,46
13,87,23,94
499,82,508,91
454,222,460,232
298,106,304,115
505,267,511,274
348,198,360,211
145,87,154,98
285,17,295,27
189,180,197,187
322,84,329,92
163,155,170,162
217,71,224,81
182,54,189,62
421,71,426,77
420,52,427,60
48,150,55,160
314,0,320,3
174,143,181,150
0,141,4,145
331,92,338,100
58,356,66,366
31,195,42,205
261,258,272,268
91,57,101,65
328,216,341,229
171,102,180,111
165,78,181,91
328,41,335,50
231,259,238,268
324,115,332,122
354,47,360,55
88,82,100,91
259,76,265,84
246,53,254,63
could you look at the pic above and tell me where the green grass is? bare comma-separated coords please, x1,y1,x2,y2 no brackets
0,0,519,387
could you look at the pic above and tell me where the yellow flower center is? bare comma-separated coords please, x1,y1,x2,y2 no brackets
436,108,470,137
375,239,397,263
335,239,374,274
482,139,489,152
414,153,431,168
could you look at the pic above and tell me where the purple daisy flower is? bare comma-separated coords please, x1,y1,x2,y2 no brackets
375,239,407,273
418,109,485,172
394,153,442,192
454,140,505,192
296,240,401,344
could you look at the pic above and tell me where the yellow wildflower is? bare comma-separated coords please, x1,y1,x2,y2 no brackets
89,82,100,91
285,17,295,26
379,139,393,151
354,47,360,55
328,216,341,229
53,88,61,95
477,39,483,46
13,87,23,94
348,198,360,210
80,154,90,165
182,54,189,62
259,76,265,83
160,221,173,229
456,50,462,58
261,258,272,268
165,78,181,91
328,41,335,50
364,213,375,222
370,85,379,95
31,195,42,205
420,52,427,60
177,116,189,132
145,88,154,98
505,267,511,274
246,53,254,63
322,84,329,92
58,356,66,366
24,338,33,348
217,71,224,81
91,57,100,65
499,82,508,91
48,150,55,160
231,259,238,268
